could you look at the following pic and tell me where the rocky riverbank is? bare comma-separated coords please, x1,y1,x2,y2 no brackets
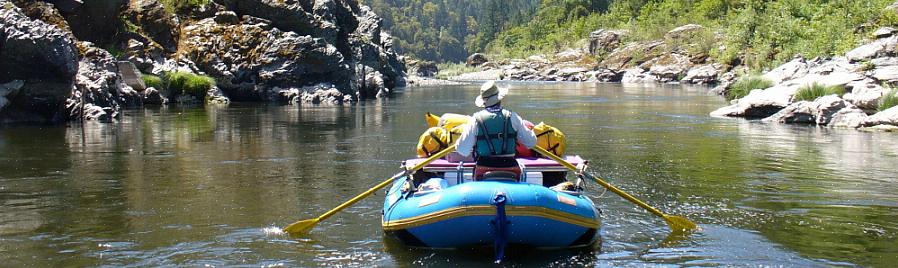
710,49,898,130
0,0,405,123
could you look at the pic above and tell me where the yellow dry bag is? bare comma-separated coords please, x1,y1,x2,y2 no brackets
416,127,451,157
533,122,566,157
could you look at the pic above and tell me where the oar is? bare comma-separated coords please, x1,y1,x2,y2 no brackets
532,146,698,233
283,145,458,235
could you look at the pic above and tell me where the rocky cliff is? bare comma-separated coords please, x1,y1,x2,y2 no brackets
0,0,405,123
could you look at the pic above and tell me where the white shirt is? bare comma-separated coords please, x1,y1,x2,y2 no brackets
456,109,537,157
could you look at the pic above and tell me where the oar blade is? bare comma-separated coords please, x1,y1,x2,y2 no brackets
283,218,319,235
664,215,699,233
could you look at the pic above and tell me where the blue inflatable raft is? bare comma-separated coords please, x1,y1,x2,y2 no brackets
382,156,600,254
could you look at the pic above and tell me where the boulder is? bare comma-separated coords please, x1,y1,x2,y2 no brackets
647,53,691,82
761,101,816,124
213,10,239,24
217,0,336,43
0,80,24,111
843,80,886,111
180,17,350,100
871,57,898,67
205,86,230,104
863,106,898,127
762,56,812,84
813,95,852,125
621,68,656,83
587,29,625,55
55,0,129,45
681,64,719,84
66,41,142,121
602,41,667,70
554,49,583,62
845,36,898,62
142,87,167,104
828,107,868,128
276,83,351,105
9,0,70,31
466,53,489,67
874,27,896,38
664,24,704,40
710,85,798,118
124,0,179,52
1,3,79,122
871,65,898,81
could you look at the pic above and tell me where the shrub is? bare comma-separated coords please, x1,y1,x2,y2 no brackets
793,83,846,102
141,74,164,90
166,72,215,98
880,88,898,111
726,76,773,101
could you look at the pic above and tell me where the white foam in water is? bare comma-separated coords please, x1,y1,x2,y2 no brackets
262,226,286,236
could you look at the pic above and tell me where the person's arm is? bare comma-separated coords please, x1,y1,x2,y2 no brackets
510,112,537,148
455,116,478,157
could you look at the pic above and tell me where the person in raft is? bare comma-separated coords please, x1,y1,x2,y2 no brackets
456,80,537,180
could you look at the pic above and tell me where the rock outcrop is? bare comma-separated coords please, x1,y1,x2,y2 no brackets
1,0,407,123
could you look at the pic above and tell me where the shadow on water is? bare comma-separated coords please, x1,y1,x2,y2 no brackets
382,234,601,267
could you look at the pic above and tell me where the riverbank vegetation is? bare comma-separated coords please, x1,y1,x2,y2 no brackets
793,83,846,102
880,88,898,111
141,72,215,98
726,75,772,100
435,62,481,80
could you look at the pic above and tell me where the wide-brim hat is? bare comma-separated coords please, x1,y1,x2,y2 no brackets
474,80,508,107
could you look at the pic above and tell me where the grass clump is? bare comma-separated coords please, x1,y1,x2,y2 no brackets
166,71,215,98
141,74,164,90
726,76,773,101
879,88,898,111
436,62,481,80
793,83,846,102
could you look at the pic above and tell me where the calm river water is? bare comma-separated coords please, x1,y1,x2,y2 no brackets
1,83,896,267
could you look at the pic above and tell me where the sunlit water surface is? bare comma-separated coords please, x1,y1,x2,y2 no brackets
1,83,896,267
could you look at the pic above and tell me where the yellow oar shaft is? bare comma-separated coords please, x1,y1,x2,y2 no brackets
310,145,458,225
532,146,665,217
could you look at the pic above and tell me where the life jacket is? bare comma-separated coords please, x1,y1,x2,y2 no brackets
473,109,517,157
416,126,450,157
532,122,566,157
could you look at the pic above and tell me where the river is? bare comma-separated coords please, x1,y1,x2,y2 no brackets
1,83,896,267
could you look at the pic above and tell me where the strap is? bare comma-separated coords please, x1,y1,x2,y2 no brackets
501,110,511,154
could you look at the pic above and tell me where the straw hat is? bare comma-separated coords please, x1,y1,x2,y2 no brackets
474,80,508,107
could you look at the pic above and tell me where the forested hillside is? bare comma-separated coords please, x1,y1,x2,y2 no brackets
369,0,898,71
363,0,543,62
491,0,898,70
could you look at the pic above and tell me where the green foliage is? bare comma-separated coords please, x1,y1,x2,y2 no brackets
435,62,481,80
726,75,773,101
793,83,846,102
141,74,164,90
879,88,898,111
159,0,208,15
166,72,215,98
366,0,542,62
482,0,897,71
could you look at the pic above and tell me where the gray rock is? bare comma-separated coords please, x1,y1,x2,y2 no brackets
710,85,799,118
871,65,898,81
205,86,230,104
845,36,898,62
142,87,167,104
828,107,868,128
621,68,656,83
0,80,24,111
871,57,898,67
844,80,886,111
762,101,816,124
665,24,704,40
214,10,239,24
863,106,898,127
587,29,626,55
813,95,851,125
874,27,897,38
124,0,179,52
466,53,489,67
762,57,811,84
648,54,691,82
66,42,142,121
681,64,719,84
554,49,583,62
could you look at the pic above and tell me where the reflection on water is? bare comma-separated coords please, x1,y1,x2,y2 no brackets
1,83,896,267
